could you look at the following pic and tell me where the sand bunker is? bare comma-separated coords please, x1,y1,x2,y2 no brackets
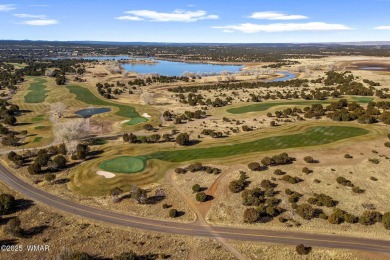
120,119,129,124
142,113,151,118
96,170,116,178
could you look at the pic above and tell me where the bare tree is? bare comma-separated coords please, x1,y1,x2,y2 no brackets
140,91,154,105
54,118,89,154
50,102,66,118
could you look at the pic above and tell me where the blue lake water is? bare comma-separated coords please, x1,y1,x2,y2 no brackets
75,107,111,118
271,71,296,82
78,56,296,80
81,56,243,76
359,66,386,71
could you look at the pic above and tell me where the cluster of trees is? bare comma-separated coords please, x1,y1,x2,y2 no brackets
242,188,283,223
336,176,365,193
0,62,24,91
165,109,206,125
281,175,303,184
127,75,190,86
96,82,117,99
177,92,232,107
247,153,294,171
26,145,68,175
201,129,223,138
277,98,390,126
174,163,220,175
229,171,249,193
307,193,338,207
285,189,302,203
168,78,309,94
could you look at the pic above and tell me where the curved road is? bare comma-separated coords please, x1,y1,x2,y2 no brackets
1,163,390,254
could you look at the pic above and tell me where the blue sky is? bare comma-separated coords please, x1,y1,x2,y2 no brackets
1,0,390,43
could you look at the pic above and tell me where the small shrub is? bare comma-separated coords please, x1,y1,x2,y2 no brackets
195,192,207,202
344,154,353,159
368,158,380,164
303,156,316,163
352,186,365,194
359,210,382,225
192,184,201,193
296,244,312,255
274,169,285,175
44,173,55,182
302,167,311,174
248,162,261,171
243,208,259,223
282,175,302,184
169,209,178,218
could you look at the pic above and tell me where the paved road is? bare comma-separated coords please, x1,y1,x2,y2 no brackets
1,163,390,254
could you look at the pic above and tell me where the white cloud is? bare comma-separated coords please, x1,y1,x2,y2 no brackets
19,19,59,26
0,4,15,12
374,25,390,30
213,22,351,33
119,9,219,22
115,16,144,21
250,11,308,20
14,13,47,19
223,29,234,33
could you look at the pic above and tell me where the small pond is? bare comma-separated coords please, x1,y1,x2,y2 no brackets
75,107,111,118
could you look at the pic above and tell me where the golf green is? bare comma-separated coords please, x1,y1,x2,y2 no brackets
99,156,146,173
102,125,369,173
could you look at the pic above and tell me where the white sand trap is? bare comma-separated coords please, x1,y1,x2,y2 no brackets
142,113,151,118
96,170,116,178
120,119,129,124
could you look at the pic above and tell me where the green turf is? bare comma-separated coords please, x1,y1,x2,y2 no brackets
66,85,147,123
34,125,49,130
102,126,368,174
227,97,374,114
126,117,149,125
32,137,43,143
227,100,333,114
99,156,146,173
24,78,48,103
351,96,374,103
31,116,45,122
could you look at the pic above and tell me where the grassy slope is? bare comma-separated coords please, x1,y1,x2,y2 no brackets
143,126,368,161
226,97,373,114
100,126,369,173
24,78,48,103
70,122,381,195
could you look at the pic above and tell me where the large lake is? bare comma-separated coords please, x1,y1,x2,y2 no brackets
81,56,243,76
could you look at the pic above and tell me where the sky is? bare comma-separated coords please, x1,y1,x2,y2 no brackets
1,0,390,43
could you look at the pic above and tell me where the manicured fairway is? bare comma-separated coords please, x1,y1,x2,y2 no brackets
24,78,48,103
101,126,369,173
66,85,147,122
99,156,146,173
227,100,331,114
351,96,374,103
227,97,374,114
